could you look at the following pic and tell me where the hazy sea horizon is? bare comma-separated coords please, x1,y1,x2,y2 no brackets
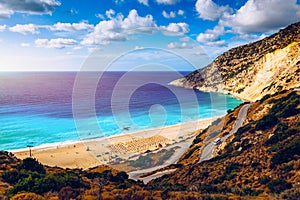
0,72,243,151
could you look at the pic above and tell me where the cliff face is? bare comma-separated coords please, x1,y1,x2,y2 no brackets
170,22,300,102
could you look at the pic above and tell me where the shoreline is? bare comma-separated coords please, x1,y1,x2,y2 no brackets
11,116,223,153
13,116,221,170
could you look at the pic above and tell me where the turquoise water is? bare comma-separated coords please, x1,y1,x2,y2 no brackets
0,72,242,150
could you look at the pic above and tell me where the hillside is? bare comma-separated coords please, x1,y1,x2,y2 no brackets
1,90,299,199
170,22,300,102
150,90,300,198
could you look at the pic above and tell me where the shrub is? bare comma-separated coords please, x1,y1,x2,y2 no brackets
271,137,300,166
226,116,236,125
225,162,240,174
259,175,271,184
255,115,278,130
267,179,292,194
269,92,299,118
265,123,297,145
17,158,45,174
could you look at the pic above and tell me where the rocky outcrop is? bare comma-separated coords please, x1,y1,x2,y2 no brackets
170,22,300,102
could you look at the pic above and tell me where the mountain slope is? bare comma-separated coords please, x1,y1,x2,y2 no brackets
170,22,300,101
150,90,300,198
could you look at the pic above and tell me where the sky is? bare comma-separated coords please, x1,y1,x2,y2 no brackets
0,0,300,71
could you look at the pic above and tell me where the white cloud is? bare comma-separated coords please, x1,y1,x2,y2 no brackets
160,22,189,36
122,10,157,33
106,9,116,19
197,25,227,47
35,38,78,49
0,0,60,18
138,0,149,6
96,13,105,20
195,0,230,21
156,0,181,5
0,24,6,31
197,25,224,42
167,42,195,49
162,10,185,18
88,47,101,53
73,46,83,50
134,46,144,50
204,40,227,47
220,0,300,34
162,11,176,18
82,9,157,46
50,22,94,32
0,5,13,18
177,10,184,16
9,24,40,35
21,43,30,47
180,37,190,42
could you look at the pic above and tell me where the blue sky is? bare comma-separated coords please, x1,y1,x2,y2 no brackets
0,0,300,71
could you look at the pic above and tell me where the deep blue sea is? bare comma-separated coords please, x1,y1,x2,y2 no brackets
0,72,242,150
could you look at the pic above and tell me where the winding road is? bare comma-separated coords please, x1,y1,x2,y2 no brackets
128,103,251,183
199,103,251,163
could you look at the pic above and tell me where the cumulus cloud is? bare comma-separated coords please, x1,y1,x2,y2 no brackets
195,0,230,21
156,0,181,5
0,24,6,31
220,0,300,33
160,22,189,36
167,42,195,49
50,22,94,32
162,10,185,18
162,11,176,18
9,24,40,35
197,25,227,47
138,0,149,6
0,5,13,18
180,37,190,42
35,38,78,49
106,9,116,19
177,10,184,16
0,0,60,18
82,9,157,46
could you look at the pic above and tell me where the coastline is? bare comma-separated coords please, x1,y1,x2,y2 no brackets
13,116,220,170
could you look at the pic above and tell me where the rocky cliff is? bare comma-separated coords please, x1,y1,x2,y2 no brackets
170,22,300,102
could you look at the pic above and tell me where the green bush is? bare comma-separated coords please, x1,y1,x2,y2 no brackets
269,92,299,118
8,171,88,195
271,137,300,166
226,115,236,125
17,158,45,174
225,162,240,174
255,115,278,130
267,179,292,194
265,123,297,145
259,175,271,184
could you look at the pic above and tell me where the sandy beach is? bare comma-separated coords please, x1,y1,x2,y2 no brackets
13,117,218,170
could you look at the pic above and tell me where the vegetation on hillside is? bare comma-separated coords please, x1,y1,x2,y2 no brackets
0,90,299,199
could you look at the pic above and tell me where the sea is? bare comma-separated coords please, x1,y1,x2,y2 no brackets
0,72,243,151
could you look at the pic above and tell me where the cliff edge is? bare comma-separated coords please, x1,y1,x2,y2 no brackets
170,22,300,102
